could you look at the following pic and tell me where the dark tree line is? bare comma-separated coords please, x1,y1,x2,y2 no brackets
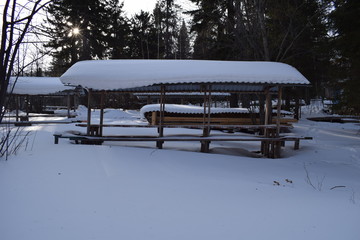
45,0,191,75
44,0,360,114
328,0,360,114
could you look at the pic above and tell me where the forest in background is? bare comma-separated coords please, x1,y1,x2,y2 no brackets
21,0,360,114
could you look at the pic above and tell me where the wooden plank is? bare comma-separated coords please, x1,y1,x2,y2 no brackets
87,89,92,135
2,120,75,125
75,123,289,129
276,86,283,137
99,91,105,136
151,111,157,126
54,132,312,158
272,118,298,123
55,134,311,142
159,116,256,125
149,116,297,125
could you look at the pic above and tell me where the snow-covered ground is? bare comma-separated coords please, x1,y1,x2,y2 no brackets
0,106,359,240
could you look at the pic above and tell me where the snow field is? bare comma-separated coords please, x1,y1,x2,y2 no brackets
0,108,359,240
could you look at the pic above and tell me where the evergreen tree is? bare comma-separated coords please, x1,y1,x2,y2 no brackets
189,1,330,94
188,0,225,59
152,0,180,59
176,20,191,59
163,0,178,58
129,10,158,59
45,0,109,74
266,0,330,97
330,0,360,114
104,0,131,59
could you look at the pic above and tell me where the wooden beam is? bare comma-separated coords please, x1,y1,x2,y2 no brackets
159,85,165,137
157,85,166,149
99,91,105,136
87,89,92,135
73,94,77,112
276,86,283,137
262,87,272,157
264,87,272,126
275,86,283,158
67,93,71,118
25,95,29,116
207,85,212,127
15,95,19,122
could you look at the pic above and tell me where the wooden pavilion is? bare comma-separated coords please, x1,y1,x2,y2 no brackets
7,77,77,122
58,59,312,158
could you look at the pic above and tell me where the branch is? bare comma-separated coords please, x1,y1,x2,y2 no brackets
0,0,11,66
10,0,52,25
6,1,51,78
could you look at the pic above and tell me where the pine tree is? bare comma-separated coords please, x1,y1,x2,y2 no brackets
45,0,108,74
163,0,178,58
176,20,191,59
188,0,225,59
129,10,159,59
103,0,131,59
152,0,180,59
330,0,360,114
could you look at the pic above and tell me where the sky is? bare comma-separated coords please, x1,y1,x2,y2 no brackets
122,0,196,17
122,0,158,15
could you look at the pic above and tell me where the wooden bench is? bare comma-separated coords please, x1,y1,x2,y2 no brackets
54,132,88,144
1,119,77,126
53,131,312,158
71,123,312,158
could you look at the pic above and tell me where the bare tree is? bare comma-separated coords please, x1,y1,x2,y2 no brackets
0,0,52,159
0,0,52,123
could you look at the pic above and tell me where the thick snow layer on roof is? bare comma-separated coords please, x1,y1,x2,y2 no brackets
60,60,310,90
140,104,293,118
134,92,231,96
9,77,74,95
140,104,250,118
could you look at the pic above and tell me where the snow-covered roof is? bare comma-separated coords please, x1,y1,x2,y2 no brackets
140,104,293,118
135,92,231,96
140,104,250,117
9,77,74,95
60,60,310,91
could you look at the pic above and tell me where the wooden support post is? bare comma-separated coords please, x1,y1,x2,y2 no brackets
25,95,29,116
200,84,212,152
157,86,166,149
276,86,282,136
86,89,92,136
99,91,105,136
151,111,157,125
202,84,211,137
202,84,207,135
294,91,300,120
67,93,71,118
265,88,272,126
16,95,19,122
294,139,300,150
207,86,212,127
159,85,165,137
261,87,272,157
275,86,283,158
73,94,77,112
